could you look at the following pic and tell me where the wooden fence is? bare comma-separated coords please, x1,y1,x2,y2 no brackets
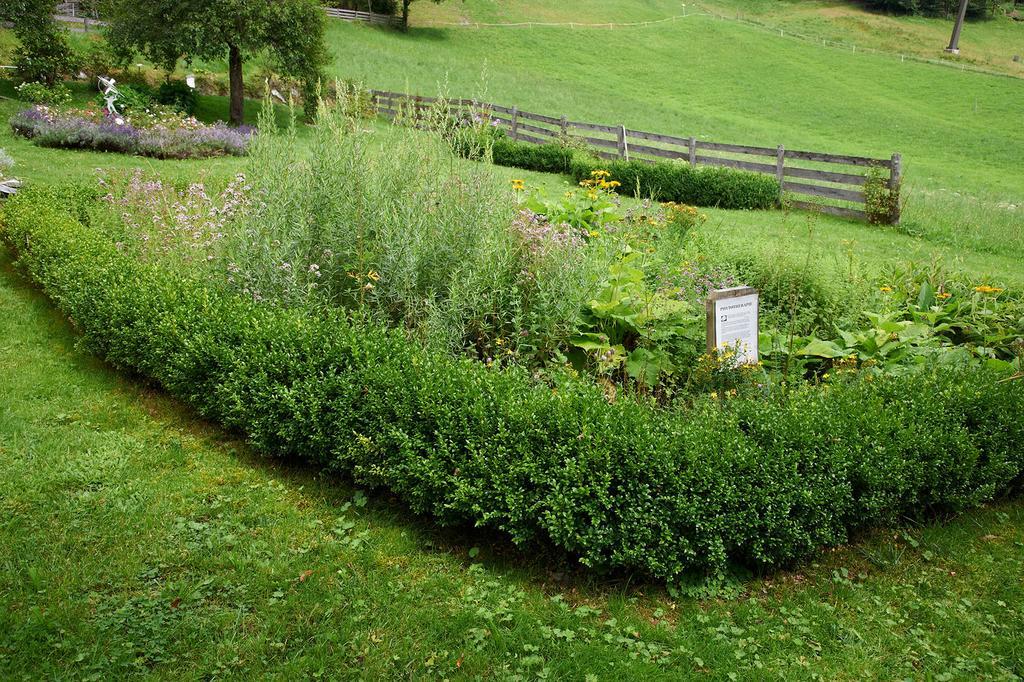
323,7,402,27
54,1,103,31
51,3,399,29
370,89,902,223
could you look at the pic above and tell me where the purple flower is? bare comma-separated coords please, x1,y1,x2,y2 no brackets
10,106,254,159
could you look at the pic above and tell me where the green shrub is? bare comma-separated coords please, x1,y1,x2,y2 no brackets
492,138,576,174
156,79,199,115
14,81,72,107
74,35,119,79
570,156,779,210
102,83,156,113
3,187,1022,582
10,8,77,86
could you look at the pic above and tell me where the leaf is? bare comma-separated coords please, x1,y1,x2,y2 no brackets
468,547,480,559
917,281,936,311
984,357,1014,373
570,332,611,351
625,348,674,387
797,338,848,359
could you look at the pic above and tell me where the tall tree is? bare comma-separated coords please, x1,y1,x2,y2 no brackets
3,0,76,85
399,0,446,30
101,0,328,125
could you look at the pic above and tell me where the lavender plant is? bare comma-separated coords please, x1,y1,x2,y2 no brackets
9,105,254,159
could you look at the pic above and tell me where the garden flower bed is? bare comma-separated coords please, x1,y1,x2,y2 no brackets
1,99,1020,582
9,105,253,159
2,185,1022,582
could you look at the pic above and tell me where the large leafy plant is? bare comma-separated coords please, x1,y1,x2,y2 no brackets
523,170,620,235
570,252,703,389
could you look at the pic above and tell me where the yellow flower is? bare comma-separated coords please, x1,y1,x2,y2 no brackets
974,285,1003,294
710,391,719,400
366,269,380,282
937,292,951,299
880,286,893,292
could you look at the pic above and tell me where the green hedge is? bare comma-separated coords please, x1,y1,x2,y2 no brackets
452,132,779,210
570,156,780,210
3,187,1022,581
491,138,575,175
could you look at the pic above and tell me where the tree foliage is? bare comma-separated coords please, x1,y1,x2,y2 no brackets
3,0,76,85
101,0,328,125
860,0,1000,18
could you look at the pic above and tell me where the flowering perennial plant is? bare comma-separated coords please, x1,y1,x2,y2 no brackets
98,169,252,269
509,209,586,256
9,105,253,159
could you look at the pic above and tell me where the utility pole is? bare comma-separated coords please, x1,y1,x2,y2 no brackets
945,0,970,54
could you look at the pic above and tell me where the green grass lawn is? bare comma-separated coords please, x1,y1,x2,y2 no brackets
325,2,1024,202
698,0,1024,77
313,0,1024,284
2,244,1023,679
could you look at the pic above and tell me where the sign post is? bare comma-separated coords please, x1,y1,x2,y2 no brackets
706,287,759,364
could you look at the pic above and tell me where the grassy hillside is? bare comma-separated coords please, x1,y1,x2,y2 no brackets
325,5,1023,201
407,0,1024,76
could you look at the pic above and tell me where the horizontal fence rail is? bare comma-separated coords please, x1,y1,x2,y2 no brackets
369,89,901,223
323,7,402,26
53,1,104,31
51,3,401,29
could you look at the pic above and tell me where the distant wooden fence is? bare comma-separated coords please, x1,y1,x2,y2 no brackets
51,3,399,30
54,1,103,31
323,7,402,27
370,89,902,223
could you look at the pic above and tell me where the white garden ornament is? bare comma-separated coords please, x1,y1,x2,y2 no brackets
98,76,126,125
0,149,19,198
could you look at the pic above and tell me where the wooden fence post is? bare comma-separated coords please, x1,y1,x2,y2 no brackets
510,106,519,140
560,115,568,138
617,124,627,159
688,137,697,166
776,145,785,202
889,152,902,225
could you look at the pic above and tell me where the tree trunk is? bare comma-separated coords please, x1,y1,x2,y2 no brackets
401,0,410,31
228,43,244,126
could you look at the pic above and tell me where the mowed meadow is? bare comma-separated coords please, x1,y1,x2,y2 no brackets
320,0,1024,282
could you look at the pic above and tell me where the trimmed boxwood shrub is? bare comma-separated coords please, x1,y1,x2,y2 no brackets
491,138,575,175
2,187,1022,581
571,156,780,210
451,130,777,210
449,128,576,174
